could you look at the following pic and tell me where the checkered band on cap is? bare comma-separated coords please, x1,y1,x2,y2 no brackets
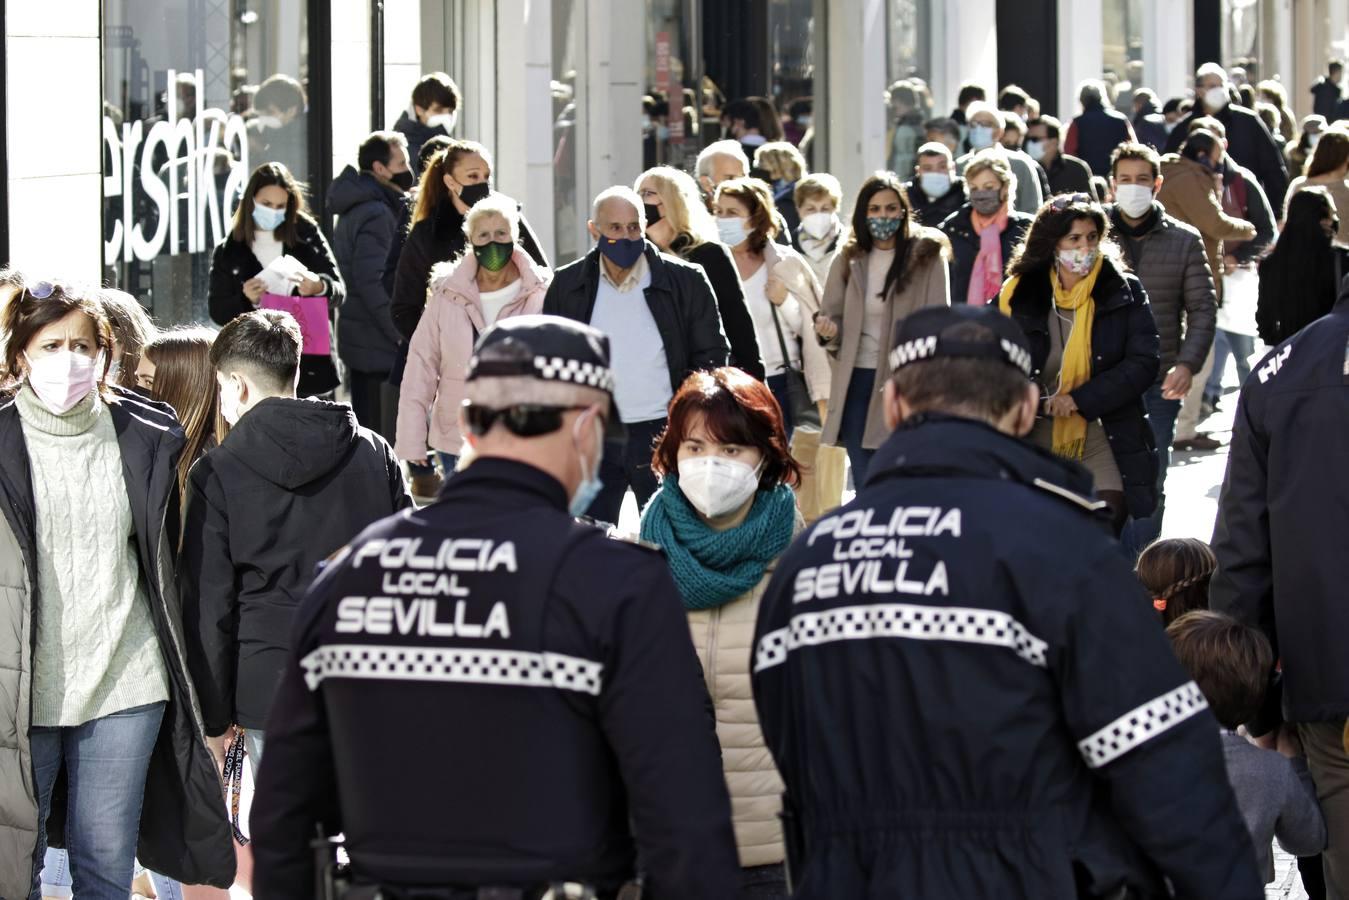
532,355,615,392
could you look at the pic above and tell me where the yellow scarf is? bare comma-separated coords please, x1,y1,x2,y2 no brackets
997,254,1103,459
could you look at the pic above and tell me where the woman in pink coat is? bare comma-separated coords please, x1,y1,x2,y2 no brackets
395,194,552,469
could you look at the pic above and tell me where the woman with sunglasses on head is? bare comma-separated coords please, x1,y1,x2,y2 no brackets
639,367,802,899
0,282,234,900
815,171,950,483
998,193,1161,534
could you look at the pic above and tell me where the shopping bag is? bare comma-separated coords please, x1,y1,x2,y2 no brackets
259,293,332,356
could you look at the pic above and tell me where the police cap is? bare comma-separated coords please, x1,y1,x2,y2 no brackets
465,314,621,436
889,305,1033,378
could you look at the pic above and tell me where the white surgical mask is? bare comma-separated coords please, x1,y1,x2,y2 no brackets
1308,132,1323,149
1204,87,1230,111
1114,184,1155,219
428,111,457,133
919,172,952,199
106,358,122,384
800,212,836,240
25,350,101,415
968,125,996,150
717,216,751,248
218,375,244,426
678,456,762,519
1023,139,1045,162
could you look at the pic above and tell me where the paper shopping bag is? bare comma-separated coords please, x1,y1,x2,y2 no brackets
259,293,332,356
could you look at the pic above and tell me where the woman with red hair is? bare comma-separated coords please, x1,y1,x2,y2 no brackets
639,367,801,897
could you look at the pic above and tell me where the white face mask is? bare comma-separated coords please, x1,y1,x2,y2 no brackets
106,358,122,384
428,111,457,133
717,216,751,248
25,350,101,414
1114,183,1155,219
1023,139,1046,162
800,212,836,240
968,125,996,150
678,456,762,519
1204,87,1230,111
569,411,605,517
218,374,244,426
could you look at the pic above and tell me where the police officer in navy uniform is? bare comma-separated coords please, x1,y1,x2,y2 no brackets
751,305,1263,899
250,315,740,899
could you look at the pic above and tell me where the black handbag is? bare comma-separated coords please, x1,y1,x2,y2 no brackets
768,301,822,429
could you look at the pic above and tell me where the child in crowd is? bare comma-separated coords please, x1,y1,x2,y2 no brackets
1167,611,1326,883
1137,537,1215,625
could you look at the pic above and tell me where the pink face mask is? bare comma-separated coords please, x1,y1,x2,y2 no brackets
25,350,101,414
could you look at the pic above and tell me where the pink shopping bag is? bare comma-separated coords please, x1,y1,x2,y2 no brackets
259,293,332,356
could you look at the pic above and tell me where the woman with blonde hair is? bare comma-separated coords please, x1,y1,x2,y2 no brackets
137,329,225,498
390,140,549,344
396,195,552,471
97,289,157,391
754,141,808,237
637,165,764,379
1282,125,1349,246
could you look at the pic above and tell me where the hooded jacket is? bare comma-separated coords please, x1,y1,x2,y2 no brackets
331,166,407,374
1212,287,1349,723
1163,104,1290,218
395,249,552,459
180,398,412,733
1157,154,1257,301
752,415,1263,900
0,395,236,896
393,110,450,175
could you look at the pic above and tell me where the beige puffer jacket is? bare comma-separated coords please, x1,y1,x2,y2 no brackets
686,518,800,868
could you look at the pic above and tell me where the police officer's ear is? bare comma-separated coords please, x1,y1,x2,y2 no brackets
882,380,907,431
1009,383,1040,437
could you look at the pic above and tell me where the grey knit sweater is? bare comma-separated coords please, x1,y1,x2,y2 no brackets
1221,730,1327,883
17,387,169,727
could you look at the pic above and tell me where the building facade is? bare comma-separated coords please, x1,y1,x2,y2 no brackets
3,0,1346,322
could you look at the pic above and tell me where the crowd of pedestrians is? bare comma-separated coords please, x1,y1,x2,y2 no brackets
0,56,1348,900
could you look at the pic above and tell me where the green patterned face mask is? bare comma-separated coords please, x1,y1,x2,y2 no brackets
473,240,514,272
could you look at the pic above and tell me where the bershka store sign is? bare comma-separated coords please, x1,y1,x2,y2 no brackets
103,69,251,265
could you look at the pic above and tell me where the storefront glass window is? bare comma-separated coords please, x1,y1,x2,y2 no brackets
885,0,932,176
644,0,701,173
768,0,818,167
552,0,585,265
1103,0,1146,109
102,0,312,325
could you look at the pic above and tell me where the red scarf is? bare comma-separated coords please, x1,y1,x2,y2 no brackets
967,207,1009,305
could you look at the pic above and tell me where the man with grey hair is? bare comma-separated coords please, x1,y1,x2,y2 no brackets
544,186,728,523
252,315,740,899
953,102,1044,214
1164,62,1289,214
1062,78,1137,177
695,139,750,198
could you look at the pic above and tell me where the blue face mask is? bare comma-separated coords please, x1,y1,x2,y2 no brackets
968,125,995,150
569,412,606,518
252,204,287,232
597,236,645,269
918,172,951,199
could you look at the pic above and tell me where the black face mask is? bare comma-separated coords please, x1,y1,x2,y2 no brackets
390,170,415,191
459,182,492,207
643,203,663,227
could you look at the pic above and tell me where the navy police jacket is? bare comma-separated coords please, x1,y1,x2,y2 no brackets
250,458,739,899
751,416,1262,900
1213,292,1349,722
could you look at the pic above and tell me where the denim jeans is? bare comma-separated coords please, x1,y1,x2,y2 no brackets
1205,329,1257,399
436,452,459,477
838,368,877,487
1121,384,1181,558
764,373,795,439
29,701,166,900
586,417,666,525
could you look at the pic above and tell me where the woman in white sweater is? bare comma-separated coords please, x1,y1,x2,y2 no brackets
0,281,233,899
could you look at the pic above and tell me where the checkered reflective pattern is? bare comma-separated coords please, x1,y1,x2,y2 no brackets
753,603,1049,673
1076,681,1209,769
533,355,615,392
300,644,604,696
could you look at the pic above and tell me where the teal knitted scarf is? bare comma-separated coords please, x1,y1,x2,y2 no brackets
639,474,798,610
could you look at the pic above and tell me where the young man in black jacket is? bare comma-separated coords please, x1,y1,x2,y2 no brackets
1212,275,1349,898
543,186,728,524
180,309,413,772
